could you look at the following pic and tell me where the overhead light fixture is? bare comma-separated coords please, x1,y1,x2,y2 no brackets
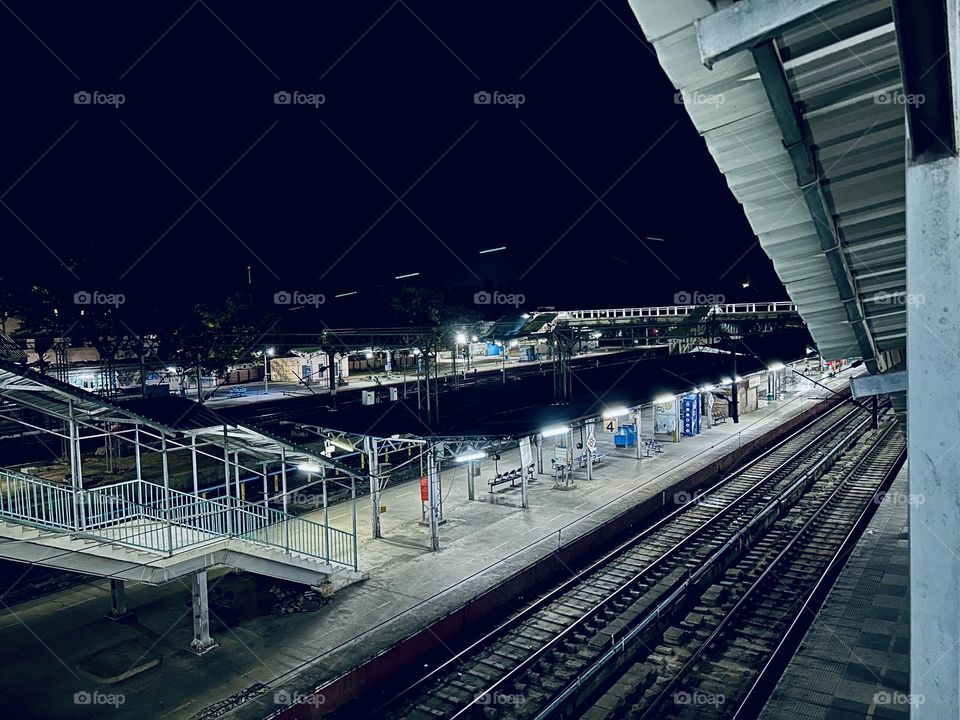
296,463,322,473
395,272,419,280
166,367,177,373
654,394,675,405
720,376,732,384
521,313,531,319
327,437,355,452
602,406,630,418
509,339,519,347
455,332,467,344
335,291,358,298
455,451,486,463
471,335,478,342
768,362,785,372
266,347,275,356
479,246,506,254
541,425,569,438
700,385,715,393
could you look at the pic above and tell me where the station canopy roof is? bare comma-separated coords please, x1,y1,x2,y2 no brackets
629,0,908,387
0,360,355,475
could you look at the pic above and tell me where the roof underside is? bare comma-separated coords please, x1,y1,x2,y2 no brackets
630,0,906,369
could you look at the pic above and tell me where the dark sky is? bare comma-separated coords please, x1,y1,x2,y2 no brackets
1,1,784,327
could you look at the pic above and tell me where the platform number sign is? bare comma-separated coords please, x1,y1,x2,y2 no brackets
605,421,615,433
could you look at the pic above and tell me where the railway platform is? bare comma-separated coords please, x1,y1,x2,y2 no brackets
762,462,911,720
0,372,852,719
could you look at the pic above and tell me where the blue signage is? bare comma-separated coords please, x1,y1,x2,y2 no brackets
681,394,701,437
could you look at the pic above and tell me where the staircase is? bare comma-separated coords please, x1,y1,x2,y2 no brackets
0,467,362,588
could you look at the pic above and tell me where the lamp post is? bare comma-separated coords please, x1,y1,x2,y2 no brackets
263,347,274,394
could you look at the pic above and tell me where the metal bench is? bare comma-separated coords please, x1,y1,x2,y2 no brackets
643,439,664,457
577,452,606,468
488,465,534,492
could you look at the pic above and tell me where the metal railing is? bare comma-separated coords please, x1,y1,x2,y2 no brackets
0,468,357,570
550,301,798,321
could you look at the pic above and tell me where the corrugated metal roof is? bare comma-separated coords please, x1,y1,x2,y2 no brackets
629,0,906,370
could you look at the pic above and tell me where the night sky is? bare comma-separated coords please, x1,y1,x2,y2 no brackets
1,1,783,329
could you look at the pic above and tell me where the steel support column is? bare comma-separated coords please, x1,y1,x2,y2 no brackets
365,436,382,539
190,570,217,654
426,444,441,552
161,435,172,553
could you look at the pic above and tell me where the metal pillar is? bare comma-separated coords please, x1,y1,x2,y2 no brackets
190,434,198,495
222,425,232,534
537,435,543,474
350,475,359,571
731,345,740,424
233,451,241,502
190,570,217,654
634,409,641,460
261,462,268,507
280,447,289,551
106,579,130,621
67,401,80,531
161,435,172,553
365,436,382,539
322,477,330,563
466,460,476,501
586,421,594,481
907,84,960,715
134,425,142,482
426,445,441,551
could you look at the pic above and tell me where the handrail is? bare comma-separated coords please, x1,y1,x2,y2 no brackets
0,469,357,569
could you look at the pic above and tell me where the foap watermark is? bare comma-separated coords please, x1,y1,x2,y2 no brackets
674,89,725,107
874,490,925,507
874,290,925,306
474,290,525,308
74,690,125,708
74,90,125,108
673,690,725,707
474,691,525,707
874,90,925,108
674,291,725,305
875,691,924,707
74,290,125,308
274,90,325,108
274,290,325,308
273,689,325,707
673,490,704,506
474,90,525,108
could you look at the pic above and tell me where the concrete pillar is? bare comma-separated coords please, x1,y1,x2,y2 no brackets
634,409,641,460
365,437,382,539
908,115,960,714
189,570,217,655
426,445,441,551
106,579,130,621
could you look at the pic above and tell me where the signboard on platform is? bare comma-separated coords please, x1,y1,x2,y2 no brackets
520,437,533,471
681,394,701,437
654,400,679,441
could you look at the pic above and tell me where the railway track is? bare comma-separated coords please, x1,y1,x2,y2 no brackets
357,398,876,719
600,417,906,720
